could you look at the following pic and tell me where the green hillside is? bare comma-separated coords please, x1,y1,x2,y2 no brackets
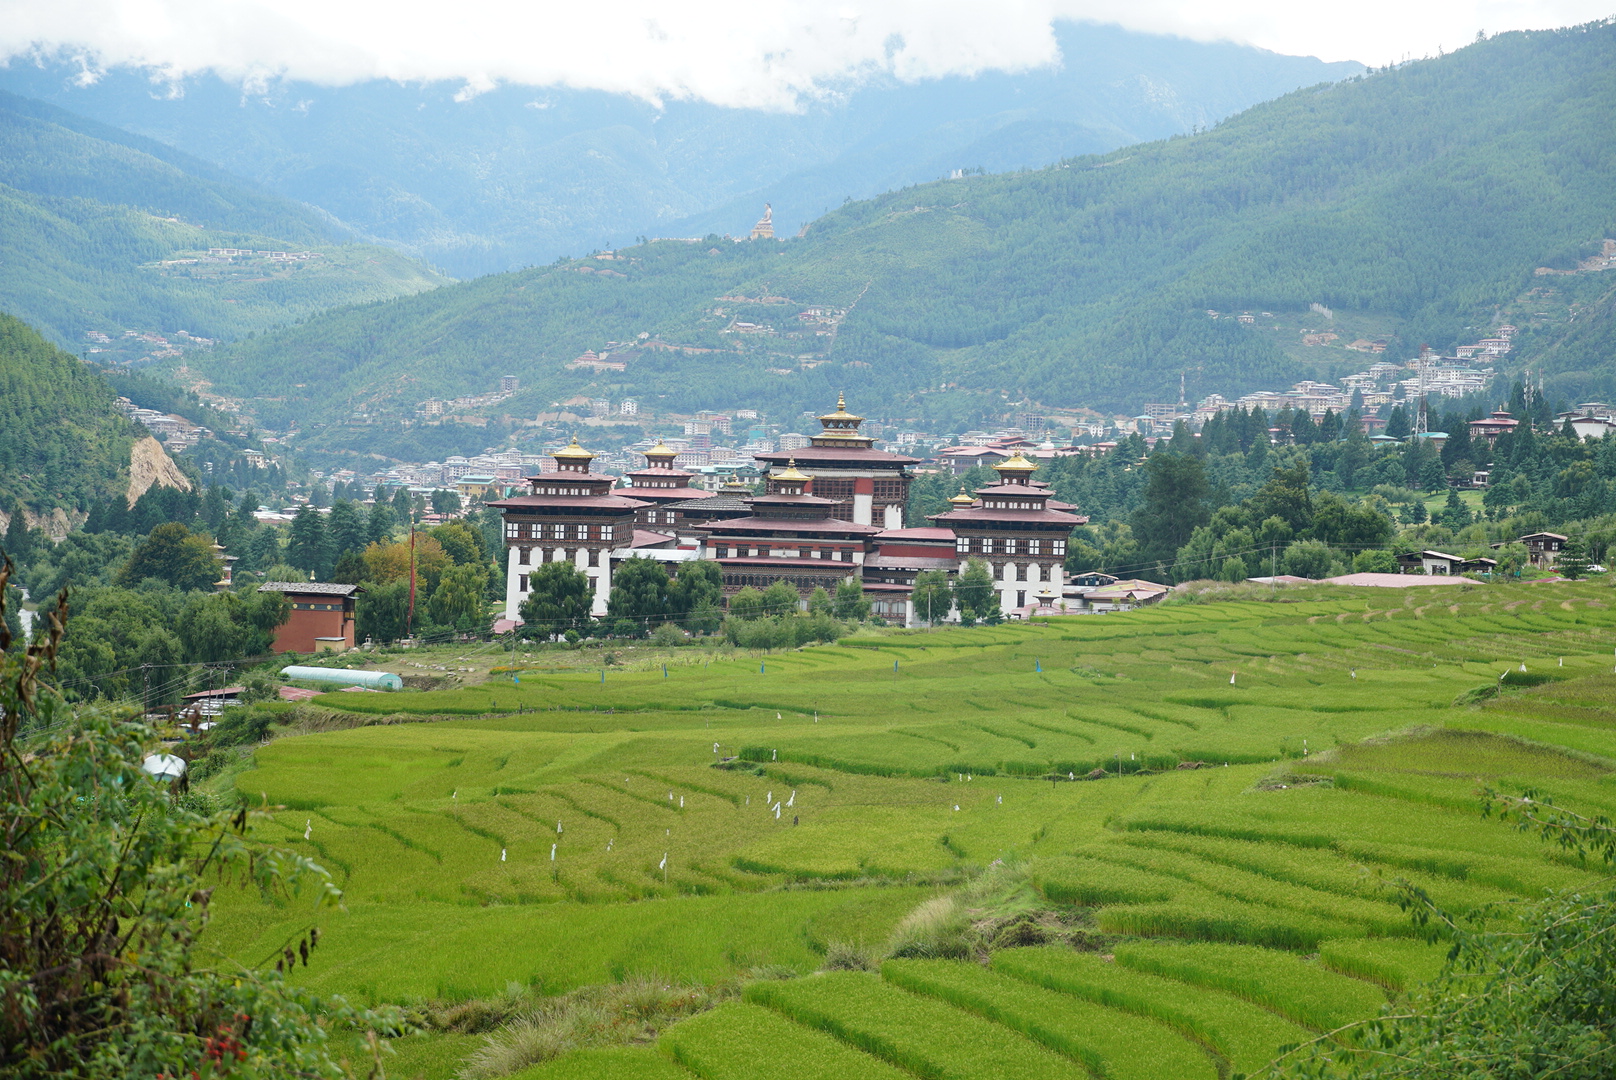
199,583,1616,1078
0,91,450,351
190,22,1616,441
0,313,139,514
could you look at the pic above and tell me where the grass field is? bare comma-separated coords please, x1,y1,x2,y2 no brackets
200,581,1616,1078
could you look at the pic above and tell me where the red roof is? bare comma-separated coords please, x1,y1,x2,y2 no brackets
715,557,865,569
185,686,244,699
520,470,620,483
490,494,648,510
630,529,677,547
876,527,955,540
753,447,921,466
696,517,883,534
618,486,714,501
750,492,840,506
932,508,1087,525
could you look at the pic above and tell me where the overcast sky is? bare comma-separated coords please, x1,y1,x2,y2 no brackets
0,0,1609,109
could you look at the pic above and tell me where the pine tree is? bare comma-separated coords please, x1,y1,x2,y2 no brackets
287,504,330,579
1558,536,1590,580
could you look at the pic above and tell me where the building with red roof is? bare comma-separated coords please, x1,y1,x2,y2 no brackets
489,438,648,619
929,451,1088,616
751,395,918,529
690,460,880,599
616,440,715,527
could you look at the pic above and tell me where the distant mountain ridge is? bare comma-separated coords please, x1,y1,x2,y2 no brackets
0,90,450,351
177,22,1616,453
0,23,1361,277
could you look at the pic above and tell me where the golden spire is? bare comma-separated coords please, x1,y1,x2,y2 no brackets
643,439,676,463
773,458,812,482
948,484,975,506
993,449,1038,479
552,436,596,461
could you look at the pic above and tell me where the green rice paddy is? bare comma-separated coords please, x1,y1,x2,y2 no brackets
206,582,1616,1078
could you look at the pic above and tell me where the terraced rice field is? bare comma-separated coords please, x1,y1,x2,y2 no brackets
206,582,1616,1078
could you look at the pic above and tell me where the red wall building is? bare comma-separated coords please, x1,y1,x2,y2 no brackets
259,582,361,653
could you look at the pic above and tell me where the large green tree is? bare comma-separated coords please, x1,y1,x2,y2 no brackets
427,563,490,629
607,558,671,633
115,523,219,591
912,568,956,626
1131,453,1212,570
519,561,595,637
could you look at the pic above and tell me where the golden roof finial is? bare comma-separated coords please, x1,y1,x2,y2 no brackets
948,484,975,506
993,449,1038,477
552,436,595,460
774,458,813,482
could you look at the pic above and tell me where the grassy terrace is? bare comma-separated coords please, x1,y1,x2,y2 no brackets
207,582,1616,1079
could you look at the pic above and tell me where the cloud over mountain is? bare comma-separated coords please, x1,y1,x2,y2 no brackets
2,0,1608,108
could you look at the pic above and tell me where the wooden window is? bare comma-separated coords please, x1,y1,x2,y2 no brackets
518,574,530,593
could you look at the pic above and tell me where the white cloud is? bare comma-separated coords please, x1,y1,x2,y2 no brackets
0,0,1608,108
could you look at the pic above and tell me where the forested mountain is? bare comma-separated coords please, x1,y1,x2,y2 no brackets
0,92,449,351
0,24,1359,277
183,22,1616,447
0,313,141,514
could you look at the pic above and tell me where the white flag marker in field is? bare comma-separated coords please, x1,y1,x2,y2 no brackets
304,819,311,840
501,848,507,862
550,843,556,861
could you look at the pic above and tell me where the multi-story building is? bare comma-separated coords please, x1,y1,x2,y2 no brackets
929,452,1087,615
616,441,716,527
490,439,648,619
691,461,879,600
753,396,918,529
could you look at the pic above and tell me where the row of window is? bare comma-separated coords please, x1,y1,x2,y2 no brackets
956,537,1066,556
517,548,604,568
530,486,594,496
290,602,347,611
506,522,617,542
721,573,849,591
714,546,849,560
981,499,1043,510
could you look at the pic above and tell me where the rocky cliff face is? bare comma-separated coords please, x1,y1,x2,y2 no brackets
126,436,191,508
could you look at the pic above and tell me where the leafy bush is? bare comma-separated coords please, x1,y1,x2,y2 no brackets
0,573,396,1078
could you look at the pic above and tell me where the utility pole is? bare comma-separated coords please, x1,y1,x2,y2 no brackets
407,526,417,635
